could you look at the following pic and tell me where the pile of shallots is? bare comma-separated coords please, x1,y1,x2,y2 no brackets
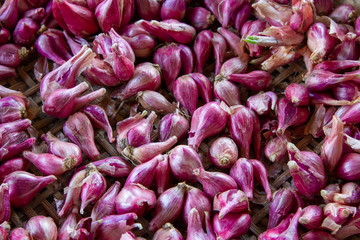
2,0,360,239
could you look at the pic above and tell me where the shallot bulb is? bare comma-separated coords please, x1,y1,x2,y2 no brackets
208,137,238,169
25,216,57,240
188,102,227,150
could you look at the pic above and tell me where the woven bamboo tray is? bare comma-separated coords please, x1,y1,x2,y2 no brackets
1,53,326,240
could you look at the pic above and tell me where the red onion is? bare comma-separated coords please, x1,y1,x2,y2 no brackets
209,137,238,169
335,210,360,239
212,33,226,76
36,29,72,65
58,210,77,240
79,157,132,178
95,0,123,33
10,228,30,240
188,102,227,150
0,157,29,182
149,182,187,231
313,0,333,15
159,113,189,142
136,19,196,44
41,132,81,162
330,32,360,60
228,105,254,158
43,82,89,118
81,104,114,143
246,91,277,116
135,0,161,20
245,26,304,47
57,169,87,217
252,0,292,26
333,182,360,205
187,209,215,240
194,168,237,198
0,44,28,68
212,212,251,240
287,143,326,197
161,0,186,21
190,73,212,103
217,28,246,59
173,74,198,114
25,216,57,240
0,85,25,99
121,28,156,58
285,83,310,106
329,4,357,24
194,30,213,73
321,203,357,234
268,188,303,229
127,111,156,147
321,116,344,172
0,96,27,123
178,44,194,75
40,46,95,101
169,145,204,182
213,189,249,219
213,78,241,106
91,181,121,221
116,112,146,152
111,62,161,100
259,208,302,240
227,70,272,91
23,151,81,176
276,98,309,135
241,20,266,57
93,213,141,240
0,65,16,80
80,166,106,214
290,0,313,33
116,183,156,216
23,8,45,23
137,90,176,115
183,187,211,226
153,223,183,240
0,0,18,30
124,154,159,187
154,155,170,195
122,136,177,164
52,0,99,37
229,158,254,199
336,153,360,180
3,171,56,207
186,7,214,31
299,205,323,230
321,183,341,203
153,44,181,91
331,82,360,101
63,112,100,161
262,46,301,72
304,230,337,240
264,135,288,162
307,22,338,63
13,17,40,46
232,1,252,32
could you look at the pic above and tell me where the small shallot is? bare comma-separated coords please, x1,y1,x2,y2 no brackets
149,182,187,231
25,216,57,240
209,137,238,169
116,183,156,216
188,102,227,150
